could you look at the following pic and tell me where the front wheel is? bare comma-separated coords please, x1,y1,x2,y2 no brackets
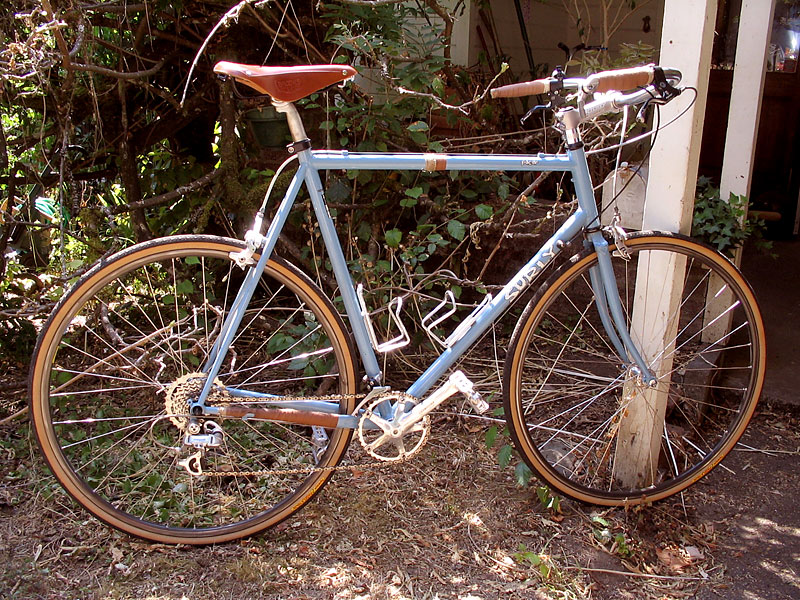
29,236,358,544
503,232,765,505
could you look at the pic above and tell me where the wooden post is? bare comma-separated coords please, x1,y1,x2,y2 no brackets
703,0,775,344
719,0,775,203
613,0,718,488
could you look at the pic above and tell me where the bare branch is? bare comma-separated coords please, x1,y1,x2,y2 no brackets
40,0,72,70
391,62,509,114
180,0,271,107
108,169,221,215
66,57,168,80
77,3,148,14
335,0,408,4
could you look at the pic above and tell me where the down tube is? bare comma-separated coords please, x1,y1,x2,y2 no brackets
406,209,585,399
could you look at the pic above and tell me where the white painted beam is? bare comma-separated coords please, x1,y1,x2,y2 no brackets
703,0,775,344
614,0,718,489
720,0,776,201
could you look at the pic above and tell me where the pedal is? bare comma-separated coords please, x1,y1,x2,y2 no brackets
450,370,489,414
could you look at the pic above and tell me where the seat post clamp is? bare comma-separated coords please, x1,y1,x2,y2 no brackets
287,138,312,154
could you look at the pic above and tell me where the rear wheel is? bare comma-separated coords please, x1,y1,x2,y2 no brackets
504,233,765,505
29,235,358,544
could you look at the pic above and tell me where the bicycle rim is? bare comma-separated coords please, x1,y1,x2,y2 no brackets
29,236,358,543
504,232,765,504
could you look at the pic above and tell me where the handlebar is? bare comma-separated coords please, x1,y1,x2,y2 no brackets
490,65,682,125
490,65,681,99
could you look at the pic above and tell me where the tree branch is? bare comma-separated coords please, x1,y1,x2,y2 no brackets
78,2,148,14
66,57,168,80
335,0,408,5
40,0,72,70
181,0,271,107
108,169,221,215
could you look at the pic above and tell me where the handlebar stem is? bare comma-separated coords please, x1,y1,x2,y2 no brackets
558,107,583,146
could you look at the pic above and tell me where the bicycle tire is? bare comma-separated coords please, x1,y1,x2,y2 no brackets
29,235,358,544
503,232,765,505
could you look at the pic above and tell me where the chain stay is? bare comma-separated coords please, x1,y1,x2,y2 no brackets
188,391,415,478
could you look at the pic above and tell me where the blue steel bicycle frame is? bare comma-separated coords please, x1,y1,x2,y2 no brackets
198,144,655,418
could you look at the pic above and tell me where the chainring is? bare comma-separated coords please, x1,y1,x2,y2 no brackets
357,392,430,462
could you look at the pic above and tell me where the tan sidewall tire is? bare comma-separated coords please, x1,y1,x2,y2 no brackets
29,236,358,544
504,233,766,506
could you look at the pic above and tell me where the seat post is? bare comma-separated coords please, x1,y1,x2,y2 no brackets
272,101,308,143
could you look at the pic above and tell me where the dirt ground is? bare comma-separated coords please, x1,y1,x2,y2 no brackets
1,390,798,600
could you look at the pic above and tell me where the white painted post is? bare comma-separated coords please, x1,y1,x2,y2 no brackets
702,0,775,344
613,0,718,488
719,0,775,202
449,0,476,67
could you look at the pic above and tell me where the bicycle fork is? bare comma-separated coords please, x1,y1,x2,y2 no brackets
588,230,657,386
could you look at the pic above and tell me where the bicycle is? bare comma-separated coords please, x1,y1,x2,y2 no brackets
28,62,766,544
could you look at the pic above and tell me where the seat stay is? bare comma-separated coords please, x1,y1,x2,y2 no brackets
197,164,308,405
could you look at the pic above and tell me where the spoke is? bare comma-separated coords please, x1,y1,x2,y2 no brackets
54,318,187,394
60,415,164,449
51,383,155,398
235,373,339,389
229,285,285,369
239,315,323,386
529,300,598,406
53,367,155,386
63,326,161,389
651,303,743,369
130,268,187,373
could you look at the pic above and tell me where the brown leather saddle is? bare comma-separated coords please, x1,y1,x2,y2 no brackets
214,61,357,102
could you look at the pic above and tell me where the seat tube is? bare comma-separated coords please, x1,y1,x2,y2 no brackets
278,101,383,381
301,156,383,382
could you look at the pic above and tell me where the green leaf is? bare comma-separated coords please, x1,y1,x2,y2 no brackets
515,462,533,487
407,121,430,132
485,425,498,449
175,279,194,295
385,228,402,248
409,131,428,145
447,219,466,241
432,76,445,96
405,186,424,199
498,444,512,468
498,182,510,200
475,204,493,220
591,515,610,527
267,333,294,355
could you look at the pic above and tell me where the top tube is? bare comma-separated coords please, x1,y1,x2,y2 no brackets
309,150,577,173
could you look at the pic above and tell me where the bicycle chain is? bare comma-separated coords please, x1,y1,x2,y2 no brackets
186,391,413,478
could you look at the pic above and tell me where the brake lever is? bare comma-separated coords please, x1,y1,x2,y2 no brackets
521,103,553,126
520,66,568,127
652,66,682,101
